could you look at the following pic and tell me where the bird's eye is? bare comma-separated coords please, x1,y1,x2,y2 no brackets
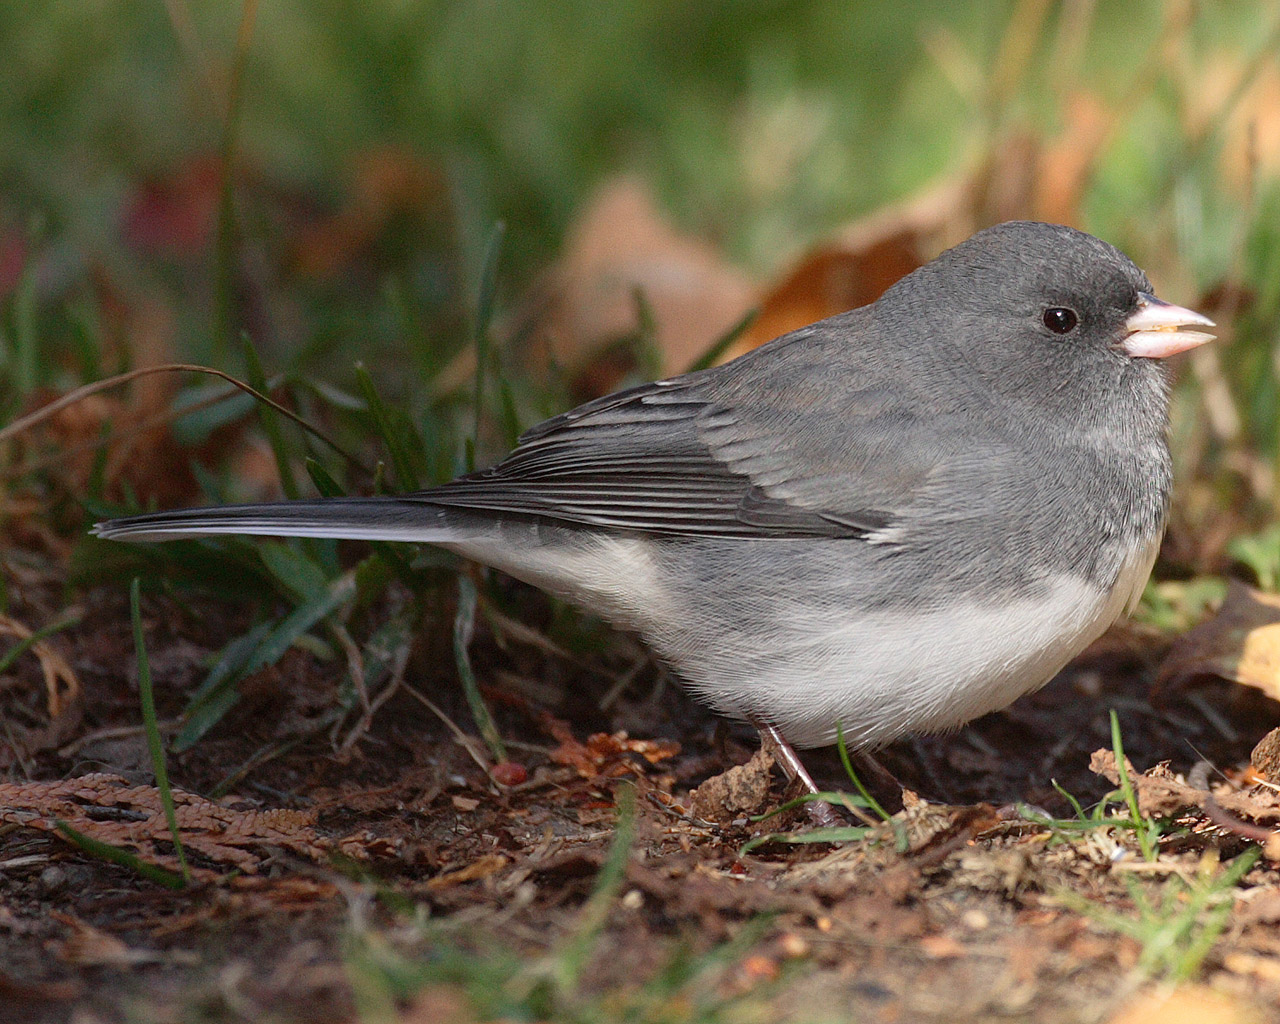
1043,307,1078,334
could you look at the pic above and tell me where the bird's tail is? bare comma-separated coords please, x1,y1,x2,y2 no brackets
92,496,471,545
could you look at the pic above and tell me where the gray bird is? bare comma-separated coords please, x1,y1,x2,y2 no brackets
94,221,1215,792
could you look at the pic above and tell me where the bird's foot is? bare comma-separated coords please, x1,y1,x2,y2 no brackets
754,721,848,828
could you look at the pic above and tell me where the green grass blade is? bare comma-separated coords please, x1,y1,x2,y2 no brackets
176,573,357,750
11,242,38,394
257,540,329,602
741,825,870,854
354,363,423,492
1110,709,1157,861
305,458,346,498
54,821,187,890
130,579,190,884
547,782,637,992
473,220,506,344
750,790,872,821
686,306,759,373
210,0,257,359
834,724,892,822
469,220,506,472
453,574,505,762
242,332,300,500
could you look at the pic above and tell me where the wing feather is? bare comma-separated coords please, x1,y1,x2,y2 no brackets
415,313,974,539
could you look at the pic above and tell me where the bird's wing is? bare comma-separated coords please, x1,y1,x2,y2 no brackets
412,316,1000,540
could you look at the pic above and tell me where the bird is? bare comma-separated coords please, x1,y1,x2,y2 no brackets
94,221,1215,797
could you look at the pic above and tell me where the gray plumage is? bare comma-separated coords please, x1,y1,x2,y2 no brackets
94,221,1214,748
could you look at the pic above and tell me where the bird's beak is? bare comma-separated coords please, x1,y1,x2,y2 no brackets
1121,293,1216,358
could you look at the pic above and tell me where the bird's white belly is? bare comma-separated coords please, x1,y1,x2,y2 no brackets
691,575,1113,748
670,534,1161,749
448,524,1160,751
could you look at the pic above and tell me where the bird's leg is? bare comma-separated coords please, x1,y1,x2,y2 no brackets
755,721,844,828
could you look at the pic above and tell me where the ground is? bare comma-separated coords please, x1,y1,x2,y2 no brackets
2,565,1279,1024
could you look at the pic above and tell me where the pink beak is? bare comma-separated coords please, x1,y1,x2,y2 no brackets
1122,293,1216,359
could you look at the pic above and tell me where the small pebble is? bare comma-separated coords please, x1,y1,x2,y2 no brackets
38,865,68,894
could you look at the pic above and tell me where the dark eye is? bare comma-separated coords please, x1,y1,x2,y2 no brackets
1043,307,1078,334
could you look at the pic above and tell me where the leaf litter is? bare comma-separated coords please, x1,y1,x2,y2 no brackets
5,556,1280,1023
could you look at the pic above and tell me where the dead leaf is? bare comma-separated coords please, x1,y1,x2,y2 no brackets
543,717,679,779
520,176,756,389
0,969,81,1003
918,933,966,959
1222,950,1280,984
433,185,756,397
3,300,207,512
0,774,331,876
1250,728,1280,783
0,227,28,299
737,953,780,982
490,761,528,786
426,854,509,891
723,181,967,362
1089,749,1280,828
1234,888,1280,927
1156,579,1280,700
1089,750,1203,817
400,986,478,1024
51,911,157,968
121,154,222,256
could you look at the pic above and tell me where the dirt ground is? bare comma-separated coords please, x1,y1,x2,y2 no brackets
3,566,1280,1024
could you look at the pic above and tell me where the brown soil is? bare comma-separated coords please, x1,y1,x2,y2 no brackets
2,566,1279,1024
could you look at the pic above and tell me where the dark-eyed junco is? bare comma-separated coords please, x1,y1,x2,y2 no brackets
94,221,1214,787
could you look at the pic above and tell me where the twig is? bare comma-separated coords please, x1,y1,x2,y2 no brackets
0,364,366,475
1188,760,1277,846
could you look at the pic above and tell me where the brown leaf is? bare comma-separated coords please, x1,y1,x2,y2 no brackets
0,227,28,299
723,181,968,363
1090,748,1280,827
1088,750,1203,817
51,912,154,967
528,176,756,385
4,300,208,513
0,774,331,876
291,147,452,280
0,969,81,1003
425,853,509,891
1156,579,1280,700
121,155,222,256
1250,727,1280,783
544,717,679,780
401,987,479,1024
918,933,967,959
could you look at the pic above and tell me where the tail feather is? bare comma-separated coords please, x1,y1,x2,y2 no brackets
92,497,468,544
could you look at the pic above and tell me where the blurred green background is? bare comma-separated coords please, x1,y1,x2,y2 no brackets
3,0,1280,567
